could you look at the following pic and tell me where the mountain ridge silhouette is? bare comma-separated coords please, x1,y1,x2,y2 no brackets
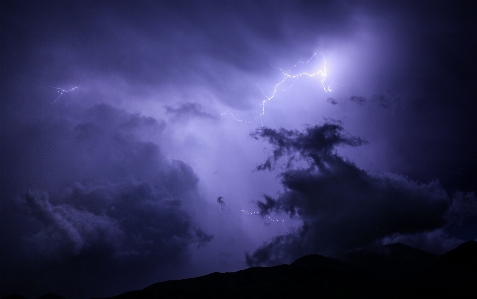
4,241,476,299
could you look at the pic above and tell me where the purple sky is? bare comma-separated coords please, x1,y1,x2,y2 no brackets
1,1,476,298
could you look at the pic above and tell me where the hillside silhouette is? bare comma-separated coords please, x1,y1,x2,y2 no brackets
100,241,476,299
4,241,476,299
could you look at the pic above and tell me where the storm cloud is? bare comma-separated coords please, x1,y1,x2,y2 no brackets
1,1,476,298
0,103,210,298
246,122,468,266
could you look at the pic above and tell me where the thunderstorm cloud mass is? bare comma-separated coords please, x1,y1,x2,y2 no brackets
1,1,476,298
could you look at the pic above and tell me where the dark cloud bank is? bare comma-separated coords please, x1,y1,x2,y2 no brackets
246,122,476,266
0,103,212,298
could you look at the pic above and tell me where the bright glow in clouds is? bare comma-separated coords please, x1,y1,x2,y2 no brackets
222,53,332,124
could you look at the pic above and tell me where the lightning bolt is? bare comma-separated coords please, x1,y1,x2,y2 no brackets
223,53,332,124
240,209,286,227
50,86,79,103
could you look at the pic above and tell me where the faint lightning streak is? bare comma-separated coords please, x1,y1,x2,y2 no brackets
222,53,332,124
240,209,286,227
51,86,79,103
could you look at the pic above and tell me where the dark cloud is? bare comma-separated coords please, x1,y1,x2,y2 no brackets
379,230,462,257
217,196,225,210
344,94,395,109
0,103,210,298
381,192,477,255
327,93,395,109
345,94,397,109
164,102,219,122
348,96,366,105
250,121,367,172
246,122,461,266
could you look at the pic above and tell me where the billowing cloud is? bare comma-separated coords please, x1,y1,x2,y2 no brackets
246,122,457,266
0,103,211,298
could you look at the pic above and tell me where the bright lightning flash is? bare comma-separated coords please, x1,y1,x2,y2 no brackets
223,53,332,124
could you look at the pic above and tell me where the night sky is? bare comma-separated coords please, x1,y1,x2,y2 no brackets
1,1,476,298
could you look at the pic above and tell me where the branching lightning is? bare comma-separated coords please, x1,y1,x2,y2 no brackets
223,53,332,124
50,86,79,103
